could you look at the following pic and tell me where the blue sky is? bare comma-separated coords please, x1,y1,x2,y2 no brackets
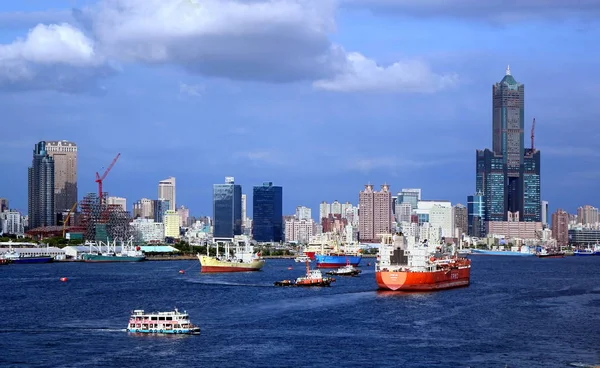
0,0,599,217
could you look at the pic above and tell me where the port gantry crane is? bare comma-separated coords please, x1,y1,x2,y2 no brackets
95,153,121,205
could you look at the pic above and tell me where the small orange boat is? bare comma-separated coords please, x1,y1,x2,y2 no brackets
375,233,471,291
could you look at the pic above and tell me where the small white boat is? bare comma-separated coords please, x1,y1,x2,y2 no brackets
127,308,200,335
294,255,312,263
326,264,361,276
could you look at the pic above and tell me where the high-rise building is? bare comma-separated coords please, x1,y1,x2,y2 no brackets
453,204,468,237
577,205,599,226
153,199,170,223
541,200,549,227
177,205,190,227
551,209,569,247
45,141,78,213
319,201,330,221
0,198,8,212
358,184,392,242
158,177,176,211
476,66,541,225
163,210,181,239
213,176,242,238
467,193,485,237
252,182,283,243
295,206,312,220
133,198,154,219
28,141,55,229
106,196,127,212
241,194,247,224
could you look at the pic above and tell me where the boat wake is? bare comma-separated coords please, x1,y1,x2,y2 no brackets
184,279,274,288
0,327,126,334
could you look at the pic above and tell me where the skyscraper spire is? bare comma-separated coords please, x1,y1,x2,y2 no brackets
506,65,511,76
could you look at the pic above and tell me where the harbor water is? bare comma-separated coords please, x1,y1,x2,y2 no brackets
1,256,599,367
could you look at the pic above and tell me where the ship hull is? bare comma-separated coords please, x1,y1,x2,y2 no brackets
127,328,200,335
198,255,265,273
376,267,470,291
573,252,596,256
314,255,362,268
12,257,54,264
536,253,565,258
471,249,534,256
82,255,145,262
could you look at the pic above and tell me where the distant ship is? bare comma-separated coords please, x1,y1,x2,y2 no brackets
81,238,145,263
536,248,566,258
305,233,362,268
198,235,265,273
0,246,53,264
375,233,471,291
470,245,535,257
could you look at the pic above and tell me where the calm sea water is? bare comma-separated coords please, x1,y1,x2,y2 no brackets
1,256,599,368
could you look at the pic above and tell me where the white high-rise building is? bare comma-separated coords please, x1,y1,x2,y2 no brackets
295,206,312,220
158,177,176,211
133,198,154,219
1,210,24,235
106,196,127,211
130,218,165,243
330,200,342,215
285,218,316,243
541,200,549,227
241,194,247,223
319,201,330,221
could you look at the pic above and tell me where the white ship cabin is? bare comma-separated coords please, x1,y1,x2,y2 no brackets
129,309,192,331
377,234,438,272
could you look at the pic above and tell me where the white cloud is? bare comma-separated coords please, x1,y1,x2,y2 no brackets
179,82,204,98
313,51,458,92
343,0,600,22
0,0,458,93
0,23,112,92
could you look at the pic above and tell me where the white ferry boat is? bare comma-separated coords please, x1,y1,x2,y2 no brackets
127,308,200,335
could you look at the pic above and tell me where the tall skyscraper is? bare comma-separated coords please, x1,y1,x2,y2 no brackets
241,194,247,222
467,192,485,237
28,141,55,229
541,200,549,227
45,141,78,213
158,177,176,211
213,176,242,238
476,66,541,226
358,184,392,242
252,182,283,243
153,198,170,222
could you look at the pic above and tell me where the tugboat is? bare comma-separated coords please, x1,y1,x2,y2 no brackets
326,262,361,277
126,308,200,335
274,261,336,287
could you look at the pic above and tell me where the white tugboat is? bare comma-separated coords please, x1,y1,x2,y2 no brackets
127,308,200,335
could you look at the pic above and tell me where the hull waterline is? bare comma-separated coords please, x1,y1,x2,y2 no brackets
11,257,54,264
314,255,362,268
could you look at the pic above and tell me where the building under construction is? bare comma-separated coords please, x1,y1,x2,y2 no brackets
79,192,132,241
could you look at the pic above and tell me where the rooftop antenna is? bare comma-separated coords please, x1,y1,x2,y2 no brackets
506,65,511,76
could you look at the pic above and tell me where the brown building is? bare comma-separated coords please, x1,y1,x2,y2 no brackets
576,205,598,226
358,184,392,242
453,204,467,237
0,198,8,212
321,214,347,234
45,141,78,213
552,209,569,247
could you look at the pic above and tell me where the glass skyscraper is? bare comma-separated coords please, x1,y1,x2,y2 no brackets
475,66,541,229
213,177,242,238
467,193,485,237
28,141,55,229
252,182,283,243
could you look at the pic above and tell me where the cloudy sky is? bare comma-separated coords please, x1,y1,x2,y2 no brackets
0,0,598,217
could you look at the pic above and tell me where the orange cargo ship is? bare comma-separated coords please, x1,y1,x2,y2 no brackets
375,233,471,291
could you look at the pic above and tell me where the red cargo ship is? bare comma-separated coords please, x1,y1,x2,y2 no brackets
375,233,471,291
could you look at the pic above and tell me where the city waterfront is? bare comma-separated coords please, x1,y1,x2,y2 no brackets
1,257,599,368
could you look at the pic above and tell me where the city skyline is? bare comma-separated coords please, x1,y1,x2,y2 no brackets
0,1,599,216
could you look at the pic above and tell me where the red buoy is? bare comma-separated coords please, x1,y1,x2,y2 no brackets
60,277,68,282
178,270,185,274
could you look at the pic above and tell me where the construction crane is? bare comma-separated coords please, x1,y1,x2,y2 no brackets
530,118,536,150
62,202,78,238
95,153,121,204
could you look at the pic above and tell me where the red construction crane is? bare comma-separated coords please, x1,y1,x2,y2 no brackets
95,153,121,203
530,118,536,150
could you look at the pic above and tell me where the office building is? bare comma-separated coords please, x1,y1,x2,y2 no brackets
158,177,176,211
476,66,541,225
213,176,242,238
45,140,78,213
252,182,283,243
358,184,392,242
551,209,569,247
28,141,55,229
